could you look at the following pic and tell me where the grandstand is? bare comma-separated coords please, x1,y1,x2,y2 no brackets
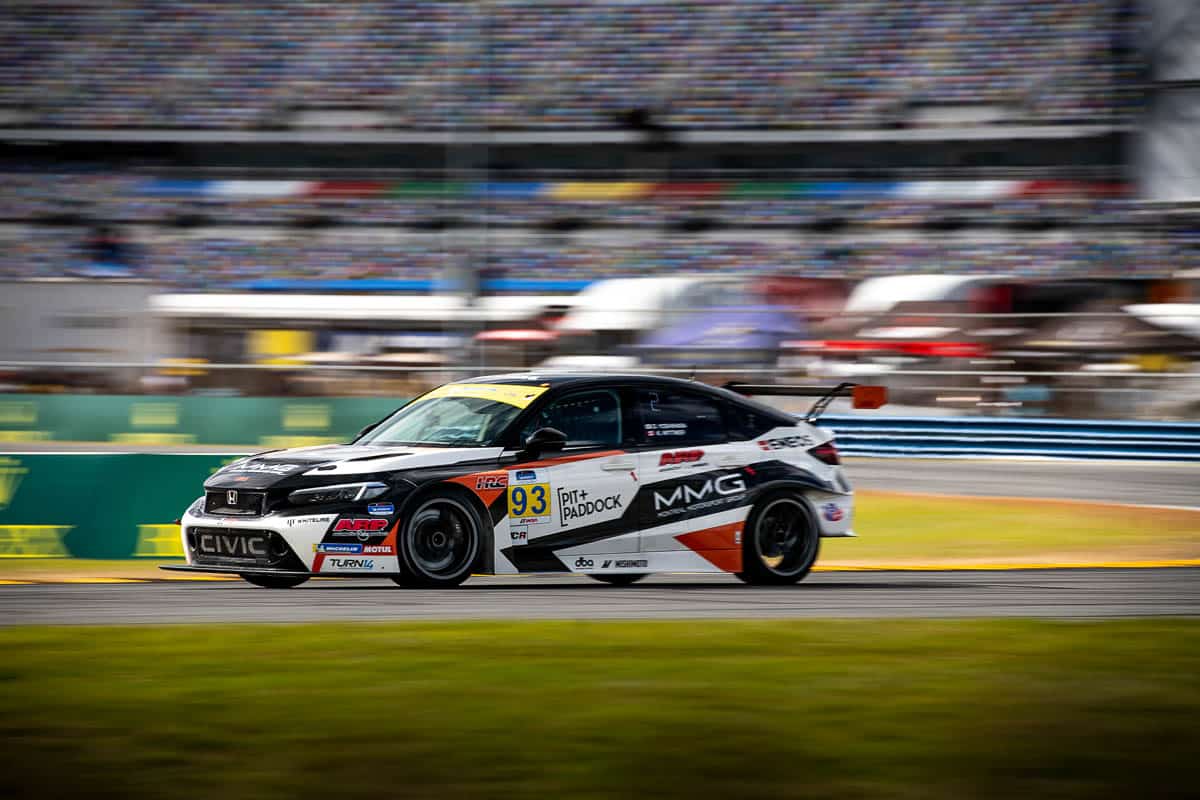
0,0,1169,294
0,174,1193,289
1,0,1134,131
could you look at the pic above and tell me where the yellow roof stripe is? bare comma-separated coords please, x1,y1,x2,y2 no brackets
417,383,548,409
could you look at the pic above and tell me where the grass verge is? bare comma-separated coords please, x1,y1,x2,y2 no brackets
823,490,1200,566
1,620,1196,799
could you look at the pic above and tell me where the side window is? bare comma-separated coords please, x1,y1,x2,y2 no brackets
636,389,727,447
520,390,622,449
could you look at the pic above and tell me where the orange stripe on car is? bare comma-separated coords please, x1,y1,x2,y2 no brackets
675,522,743,573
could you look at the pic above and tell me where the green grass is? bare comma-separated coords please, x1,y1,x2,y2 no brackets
824,491,1200,566
1,620,1197,799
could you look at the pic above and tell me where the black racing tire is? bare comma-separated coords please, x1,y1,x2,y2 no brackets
735,492,821,586
393,491,484,588
239,573,310,589
588,574,648,587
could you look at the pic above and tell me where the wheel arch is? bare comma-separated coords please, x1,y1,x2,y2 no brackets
396,480,496,574
751,475,842,503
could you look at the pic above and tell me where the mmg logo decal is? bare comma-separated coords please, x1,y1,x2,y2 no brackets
652,473,747,518
0,457,27,510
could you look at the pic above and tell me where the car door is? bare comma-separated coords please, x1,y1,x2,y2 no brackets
633,387,749,556
509,388,640,564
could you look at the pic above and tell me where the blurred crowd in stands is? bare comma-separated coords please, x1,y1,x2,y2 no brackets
1,172,1196,287
1,0,1134,129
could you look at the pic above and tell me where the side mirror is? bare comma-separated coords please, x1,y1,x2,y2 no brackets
356,422,380,439
523,427,567,459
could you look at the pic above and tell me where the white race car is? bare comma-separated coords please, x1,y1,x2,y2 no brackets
164,374,885,588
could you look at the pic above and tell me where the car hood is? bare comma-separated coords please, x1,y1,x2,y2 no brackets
205,444,504,489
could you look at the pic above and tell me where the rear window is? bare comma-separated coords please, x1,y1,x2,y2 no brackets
635,389,726,447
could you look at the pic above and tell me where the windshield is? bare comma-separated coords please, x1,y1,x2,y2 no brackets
357,382,547,447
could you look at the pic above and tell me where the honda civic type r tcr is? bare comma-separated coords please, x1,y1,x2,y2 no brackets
164,374,885,588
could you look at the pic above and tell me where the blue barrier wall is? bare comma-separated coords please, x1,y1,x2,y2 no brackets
823,416,1200,461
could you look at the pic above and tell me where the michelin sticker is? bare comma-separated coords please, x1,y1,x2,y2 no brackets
367,502,394,516
315,542,363,554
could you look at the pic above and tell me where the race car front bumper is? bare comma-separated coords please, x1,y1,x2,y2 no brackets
160,564,312,577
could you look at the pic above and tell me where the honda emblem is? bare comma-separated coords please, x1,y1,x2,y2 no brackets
227,490,238,505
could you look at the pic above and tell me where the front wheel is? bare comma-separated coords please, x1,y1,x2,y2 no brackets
588,574,648,587
393,493,483,588
735,493,820,586
239,573,309,589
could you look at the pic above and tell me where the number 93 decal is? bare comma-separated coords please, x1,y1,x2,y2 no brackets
508,483,550,518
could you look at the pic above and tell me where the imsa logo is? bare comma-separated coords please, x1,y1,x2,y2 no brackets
652,473,747,518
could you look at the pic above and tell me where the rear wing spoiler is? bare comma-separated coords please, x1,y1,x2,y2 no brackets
724,381,888,423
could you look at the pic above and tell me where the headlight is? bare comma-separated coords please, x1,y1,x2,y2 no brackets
288,482,389,506
187,496,205,515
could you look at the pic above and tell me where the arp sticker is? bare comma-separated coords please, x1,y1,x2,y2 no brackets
659,449,704,466
507,483,550,519
332,518,388,533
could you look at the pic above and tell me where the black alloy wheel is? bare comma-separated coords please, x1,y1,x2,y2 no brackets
239,573,310,589
735,494,820,585
394,494,483,588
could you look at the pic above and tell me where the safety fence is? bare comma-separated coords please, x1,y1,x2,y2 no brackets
825,416,1200,461
0,395,400,447
0,454,228,559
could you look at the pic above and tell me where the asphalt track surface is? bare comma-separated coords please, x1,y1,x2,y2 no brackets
849,458,1199,508
2,569,1197,624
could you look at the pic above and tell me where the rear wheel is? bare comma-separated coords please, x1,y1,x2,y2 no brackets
588,574,648,587
239,573,309,589
735,493,820,586
393,493,483,588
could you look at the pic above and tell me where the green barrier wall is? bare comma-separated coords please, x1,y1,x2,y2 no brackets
0,395,404,446
0,454,230,558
